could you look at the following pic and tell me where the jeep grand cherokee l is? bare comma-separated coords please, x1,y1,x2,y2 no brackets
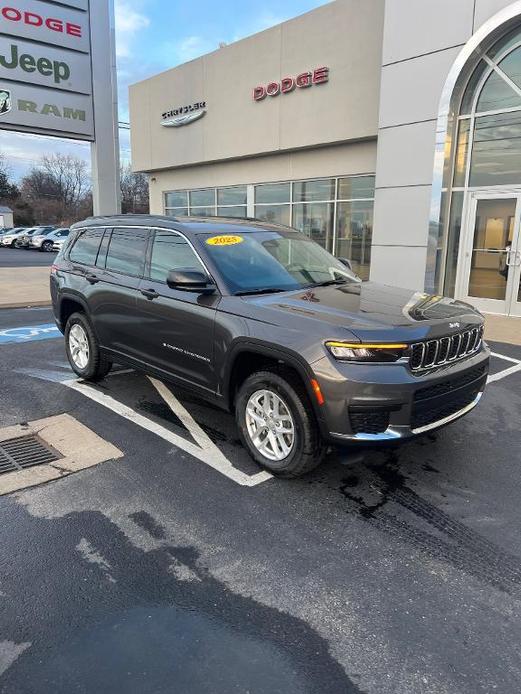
50,216,489,478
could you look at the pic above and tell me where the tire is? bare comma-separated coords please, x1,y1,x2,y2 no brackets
65,312,112,381
41,240,52,252
235,369,325,478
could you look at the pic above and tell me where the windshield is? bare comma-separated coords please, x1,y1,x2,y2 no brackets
200,230,359,294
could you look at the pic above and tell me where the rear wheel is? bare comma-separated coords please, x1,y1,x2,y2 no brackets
65,312,112,381
235,369,325,478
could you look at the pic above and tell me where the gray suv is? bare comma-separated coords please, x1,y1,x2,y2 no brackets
50,215,489,477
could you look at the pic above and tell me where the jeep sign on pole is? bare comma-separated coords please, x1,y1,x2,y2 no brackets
0,0,120,214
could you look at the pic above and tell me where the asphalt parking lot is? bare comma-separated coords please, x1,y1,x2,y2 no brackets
0,247,56,268
1,306,521,693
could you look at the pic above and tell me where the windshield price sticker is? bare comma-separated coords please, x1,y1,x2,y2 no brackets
206,235,243,246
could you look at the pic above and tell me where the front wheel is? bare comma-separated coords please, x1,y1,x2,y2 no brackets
65,312,112,381
41,240,53,252
235,369,325,478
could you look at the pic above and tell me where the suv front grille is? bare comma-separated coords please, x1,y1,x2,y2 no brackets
409,326,483,372
414,364,487,402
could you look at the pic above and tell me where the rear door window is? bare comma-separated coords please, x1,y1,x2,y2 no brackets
69,228,105,266
105,227,149,277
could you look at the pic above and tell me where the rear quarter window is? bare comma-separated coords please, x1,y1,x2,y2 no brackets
69,228,105,266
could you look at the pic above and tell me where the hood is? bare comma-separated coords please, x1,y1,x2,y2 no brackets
241,281,483,342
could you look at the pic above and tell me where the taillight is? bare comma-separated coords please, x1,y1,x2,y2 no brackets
50,264,58,275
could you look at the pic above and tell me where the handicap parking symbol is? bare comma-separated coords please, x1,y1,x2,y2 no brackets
0,323,61,345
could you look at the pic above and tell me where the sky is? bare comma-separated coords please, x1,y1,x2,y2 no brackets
0,0,329,182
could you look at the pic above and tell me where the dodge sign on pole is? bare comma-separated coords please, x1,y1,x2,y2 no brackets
0,0,121,213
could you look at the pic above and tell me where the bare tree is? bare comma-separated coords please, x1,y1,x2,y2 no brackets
0,153,19,202
21,153,92,224
40,153,90,208
120,163,149,214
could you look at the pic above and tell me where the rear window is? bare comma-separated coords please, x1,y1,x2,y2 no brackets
105,227,148,277
69,229,105,266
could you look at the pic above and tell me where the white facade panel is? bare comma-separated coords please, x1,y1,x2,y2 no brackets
372,186,433,247
374,120,437,188
382,0,473,64
473,0,518,29
369,245,429,289
379,46,461,128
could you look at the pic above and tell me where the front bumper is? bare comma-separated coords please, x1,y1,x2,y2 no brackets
29,239,43,248
313,347,490,443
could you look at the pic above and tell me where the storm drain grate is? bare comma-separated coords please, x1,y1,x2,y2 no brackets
0,435,61,475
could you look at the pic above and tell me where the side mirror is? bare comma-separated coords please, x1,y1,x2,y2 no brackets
338,257,353,271
166,269,214,293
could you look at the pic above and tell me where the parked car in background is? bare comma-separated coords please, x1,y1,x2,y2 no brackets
1,227,28,247
30,227,70,252
16,226,56,249
51,236,70,254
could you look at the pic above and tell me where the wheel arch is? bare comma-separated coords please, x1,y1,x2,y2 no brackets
223,340,327,433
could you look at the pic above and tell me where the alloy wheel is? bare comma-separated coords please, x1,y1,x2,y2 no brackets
245,389,295,461
68,323,90,370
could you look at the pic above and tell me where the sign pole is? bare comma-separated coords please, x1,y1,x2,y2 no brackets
90,0,121,215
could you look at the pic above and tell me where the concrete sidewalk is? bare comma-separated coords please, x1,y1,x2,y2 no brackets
0,267,51,309
483,313,521,346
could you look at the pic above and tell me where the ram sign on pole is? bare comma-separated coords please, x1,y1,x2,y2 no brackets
0,0,121,213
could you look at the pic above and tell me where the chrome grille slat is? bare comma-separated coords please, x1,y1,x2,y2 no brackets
409,326,484,372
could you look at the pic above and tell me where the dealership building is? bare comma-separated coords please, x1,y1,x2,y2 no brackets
130,0,521,317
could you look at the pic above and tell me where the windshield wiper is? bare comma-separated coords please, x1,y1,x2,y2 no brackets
235,287,289,296
306,278,350,288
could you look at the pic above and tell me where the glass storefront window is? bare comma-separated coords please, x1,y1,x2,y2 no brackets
165,175,375,274
190,189,215,207
217,186,247,205
255,183,291,204
165,191,187,207
189,206,215,216
460,60,487,115
293,178,335,202
292,202,334,250
498,46,521,89
217,206,247,218
335,201,373,280
338,175,375,200
254,204,291,226
453,119,470,187
475,70,521,113
469,110,521,186
444,192,464,298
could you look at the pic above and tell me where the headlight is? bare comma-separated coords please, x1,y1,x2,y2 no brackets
325,341,408,362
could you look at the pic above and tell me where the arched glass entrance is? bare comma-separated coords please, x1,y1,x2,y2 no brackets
441,24,521,316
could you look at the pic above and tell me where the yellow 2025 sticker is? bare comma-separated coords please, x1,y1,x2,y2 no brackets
206,235,243,246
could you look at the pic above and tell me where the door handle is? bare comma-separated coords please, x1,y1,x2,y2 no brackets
141,288,159,300
86,273,100,284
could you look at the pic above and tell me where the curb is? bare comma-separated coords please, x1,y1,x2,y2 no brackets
0,301,52,310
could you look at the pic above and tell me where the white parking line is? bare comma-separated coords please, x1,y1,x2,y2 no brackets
62,378,272,488
487,362,521,384
490,351,521,365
